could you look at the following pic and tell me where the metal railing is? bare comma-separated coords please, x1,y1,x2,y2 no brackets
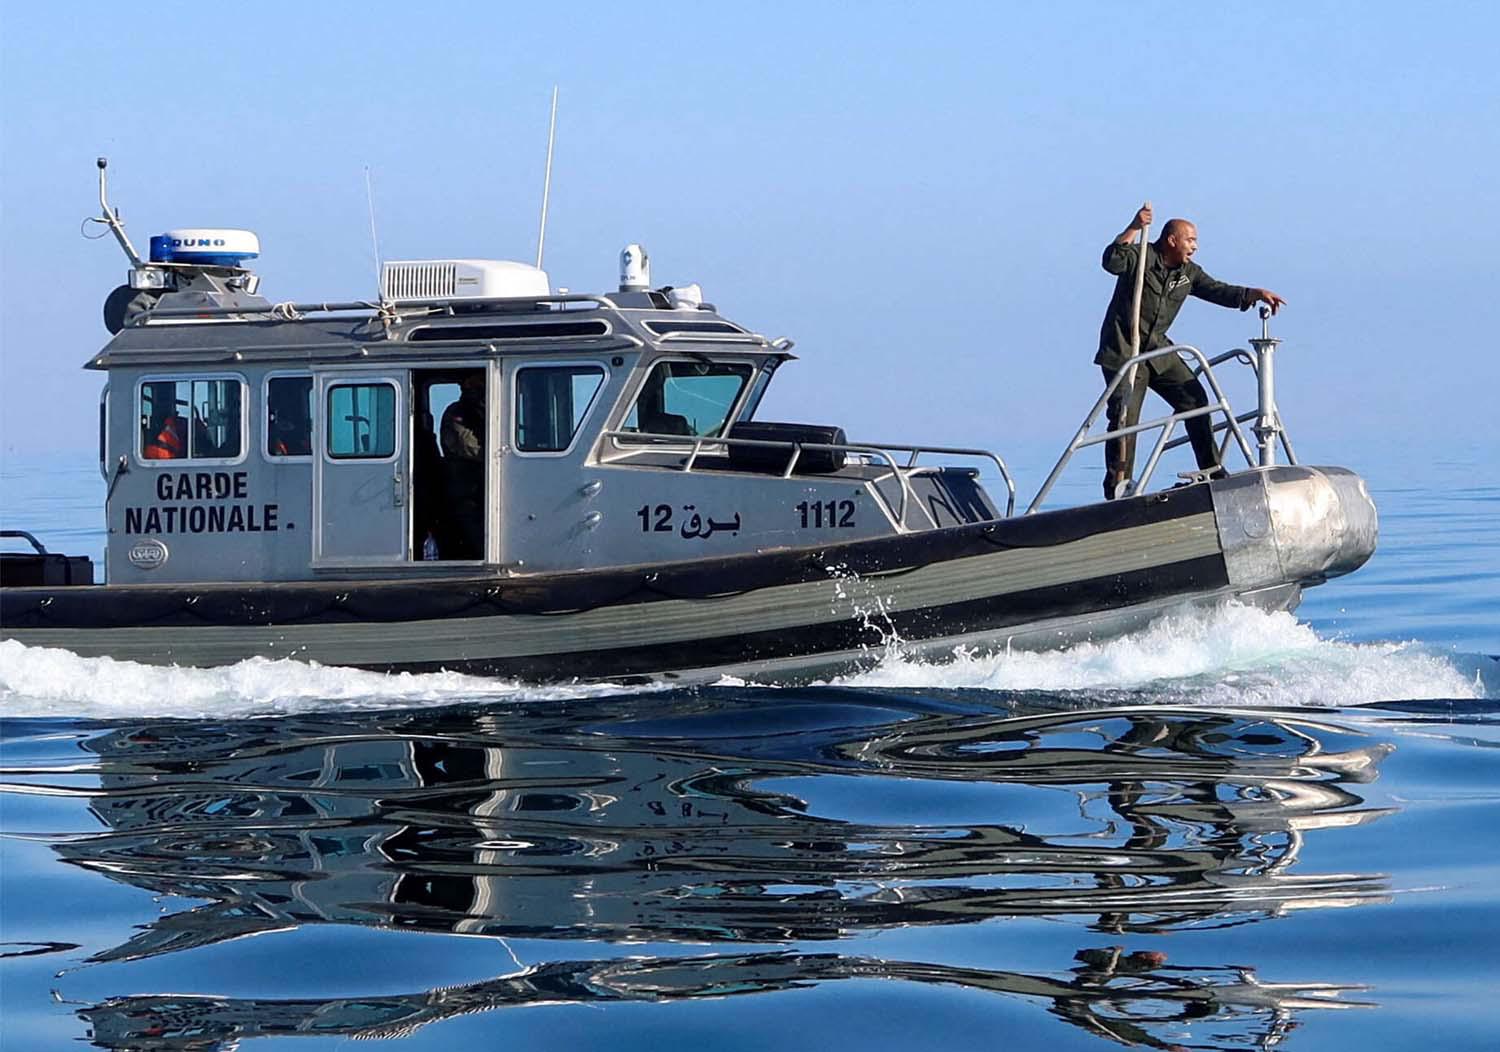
136,292,619,326
857,441,1017,518
600,430,1016,530
654,331,771,347
1,529,49,555
1166,347,1300,467
1028,344,1255,513
1029,311,1296,513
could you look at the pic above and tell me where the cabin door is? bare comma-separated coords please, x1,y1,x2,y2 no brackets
313,372,408,565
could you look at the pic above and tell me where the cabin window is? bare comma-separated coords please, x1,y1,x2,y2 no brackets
138,377,244,462
515,365,606,453
266,375,314,458
98,384,108,478
327,382,397,459
622,360,753,438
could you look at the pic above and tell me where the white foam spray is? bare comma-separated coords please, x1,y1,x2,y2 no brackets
832,601,1488,705
0,640,654,720
0,603,1487,719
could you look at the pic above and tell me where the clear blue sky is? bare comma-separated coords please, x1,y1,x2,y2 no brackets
3,1,1497,470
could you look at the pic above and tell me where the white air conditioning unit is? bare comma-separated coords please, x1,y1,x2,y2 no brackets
380,259,550,303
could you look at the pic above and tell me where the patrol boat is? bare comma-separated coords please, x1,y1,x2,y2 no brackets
0,162,1377,682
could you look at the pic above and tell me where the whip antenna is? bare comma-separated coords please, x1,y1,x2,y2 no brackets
364,166,383,292
535,86,559,270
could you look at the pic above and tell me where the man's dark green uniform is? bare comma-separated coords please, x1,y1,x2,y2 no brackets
1096,240,1255,496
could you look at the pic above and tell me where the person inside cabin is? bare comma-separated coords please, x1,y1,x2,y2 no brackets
1096,204,1285,499
633,365,692,436
440,372,486,559
268,385,313,457
143,414,188,459
269,418,311,457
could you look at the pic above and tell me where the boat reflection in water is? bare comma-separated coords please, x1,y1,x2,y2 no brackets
82,948,1374,1051
58,690,1392,1049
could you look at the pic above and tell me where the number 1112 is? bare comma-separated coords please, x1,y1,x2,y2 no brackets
797,499,854,528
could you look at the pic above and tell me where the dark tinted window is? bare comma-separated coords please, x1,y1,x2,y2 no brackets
266,375,313,457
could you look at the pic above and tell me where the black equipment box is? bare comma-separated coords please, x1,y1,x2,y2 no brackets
726,421,848,474
1,552,96,586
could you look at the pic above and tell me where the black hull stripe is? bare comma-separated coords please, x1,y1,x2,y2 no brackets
348,553,1230,681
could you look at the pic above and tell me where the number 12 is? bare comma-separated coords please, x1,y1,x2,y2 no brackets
637,504,673,531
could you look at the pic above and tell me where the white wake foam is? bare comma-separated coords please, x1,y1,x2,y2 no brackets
1,604,1487,718
831,602,1489,705
0,640,650,719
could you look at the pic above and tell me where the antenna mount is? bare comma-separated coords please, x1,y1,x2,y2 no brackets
90,156,145,266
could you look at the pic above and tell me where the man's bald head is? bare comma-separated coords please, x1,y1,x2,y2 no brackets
1157,219,1199,266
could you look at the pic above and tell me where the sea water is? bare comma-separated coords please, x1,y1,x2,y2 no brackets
2,446,1497,1051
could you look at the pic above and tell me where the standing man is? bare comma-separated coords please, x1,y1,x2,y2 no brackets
440,372,487,559
1096,205,1285,499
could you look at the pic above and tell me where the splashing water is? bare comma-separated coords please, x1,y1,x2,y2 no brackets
0,603,1487,719
832,601,1489,705
825,561,903,656
0,640,655,719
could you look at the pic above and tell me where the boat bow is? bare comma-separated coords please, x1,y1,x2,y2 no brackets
1212,466,1378,593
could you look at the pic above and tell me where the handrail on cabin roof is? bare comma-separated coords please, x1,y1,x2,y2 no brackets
133,292,619,325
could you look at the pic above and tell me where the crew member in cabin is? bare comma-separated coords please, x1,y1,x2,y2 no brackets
1096,204,1285,499
143,414,187,460
440,373,487,559
267,384,312,457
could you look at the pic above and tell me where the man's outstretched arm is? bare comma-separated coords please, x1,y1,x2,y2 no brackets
1191,267,1287,315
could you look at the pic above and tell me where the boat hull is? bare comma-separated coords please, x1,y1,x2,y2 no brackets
0,466,1376,683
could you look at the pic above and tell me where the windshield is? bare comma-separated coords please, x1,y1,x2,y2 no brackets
622,360,753,438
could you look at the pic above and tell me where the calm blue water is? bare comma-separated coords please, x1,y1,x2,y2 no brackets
2,446,1497,1051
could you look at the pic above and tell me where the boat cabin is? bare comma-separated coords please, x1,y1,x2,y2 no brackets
93,240,1006,585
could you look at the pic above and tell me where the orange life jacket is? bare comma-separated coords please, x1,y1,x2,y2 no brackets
144,416,187,459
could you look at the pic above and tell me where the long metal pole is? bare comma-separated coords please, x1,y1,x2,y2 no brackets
1121,201,1151,395
535,86,559,270
1249,308,1284,467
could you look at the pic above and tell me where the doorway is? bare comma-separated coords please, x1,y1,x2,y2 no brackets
412,367,490,562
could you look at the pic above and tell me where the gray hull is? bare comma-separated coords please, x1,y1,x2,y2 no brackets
1,466,1376,684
